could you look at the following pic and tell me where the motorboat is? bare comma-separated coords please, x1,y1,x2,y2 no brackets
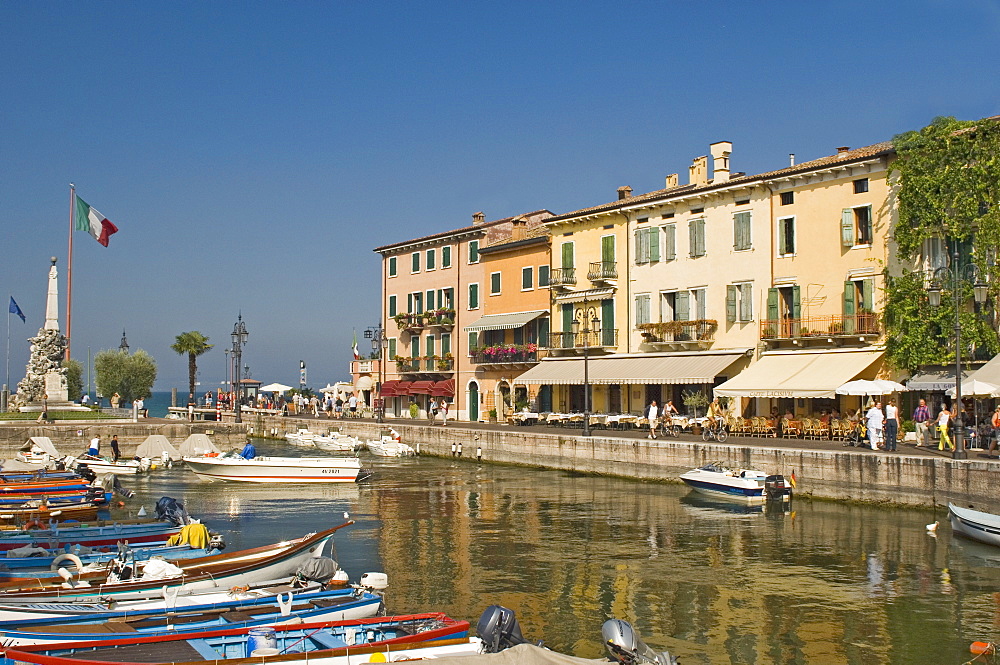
365,428,415,457
949,503,1000,547
184,451,367,483
679,462,792,503
0,501,102,524
285,429,317,446
68,455,148,475
0,519,183,550
313,429,363,452
15,437,62,466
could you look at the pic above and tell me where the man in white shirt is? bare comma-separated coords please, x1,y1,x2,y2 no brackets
865,402,884,450
88,435,100,457
645,400,660,439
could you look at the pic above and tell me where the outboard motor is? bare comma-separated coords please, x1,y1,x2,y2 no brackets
476,605,536,653
602,619,678,665
764,475,791,500
154,497,189,525
208,533,226,553
77,466,97,483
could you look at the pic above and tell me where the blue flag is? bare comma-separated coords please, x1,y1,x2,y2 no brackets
8,297,24,323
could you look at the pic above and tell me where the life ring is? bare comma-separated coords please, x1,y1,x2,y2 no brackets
23,519,45,530
50,552,84,572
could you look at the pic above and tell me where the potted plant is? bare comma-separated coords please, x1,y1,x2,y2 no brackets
409,402,419,419
488,408,498,422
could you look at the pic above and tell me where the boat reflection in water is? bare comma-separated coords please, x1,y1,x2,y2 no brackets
679,491,791,516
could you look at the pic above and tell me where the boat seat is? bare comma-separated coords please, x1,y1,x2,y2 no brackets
310,631,347,650
187,638,225,660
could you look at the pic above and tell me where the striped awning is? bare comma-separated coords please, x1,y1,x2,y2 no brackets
430,379,455,397
464,310,548,332
516,353,745,385
408,380,436,395
553,288,615,304
714,349,883,399
380,380,411,396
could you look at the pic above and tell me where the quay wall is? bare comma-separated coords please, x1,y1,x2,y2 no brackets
250,417,990,509
0,422,247,459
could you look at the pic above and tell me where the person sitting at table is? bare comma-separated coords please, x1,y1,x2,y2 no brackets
784,408,795,420
820,409,831,425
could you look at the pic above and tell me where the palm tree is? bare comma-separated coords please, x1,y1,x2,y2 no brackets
171,331,213,405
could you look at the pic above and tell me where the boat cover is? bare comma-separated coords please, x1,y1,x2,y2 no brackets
20,437,60,457
425,643,611,665
179,434,221,456
135,435,181,459
295,556,339,582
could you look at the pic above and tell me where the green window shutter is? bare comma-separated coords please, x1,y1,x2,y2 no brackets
602,235,615,263
538,316,550,346
649,227,660,261
522,267,532,289
441,333,451,355
634,230,645,264
407,293,413,313
411,336,420,358
740,283,753,321
469,240,479,263
562,303,574,332
841,208,855,246
388,257,397,277
426,290,434,311
469,283,479,309
726,285,737,323
388,295,397,317
675,291,690,321
767,288,779,322
538,265,549,287
468,332,478,351
862,278,874,312
445,287,454,308
412,252,420,272
665,225,676,260
427,249,435,270
792,285,801,319
601,299,614,345
388,338,396,358
426,335,435,357
561,242,574,269
491,273,501,294
778,220,786,255
442,246,451,267
697,220,706,256
843,281,856,315
689,222,697,257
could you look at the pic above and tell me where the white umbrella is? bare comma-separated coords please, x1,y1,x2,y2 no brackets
946,379,1000,397
259,382,294,393
872,379,908,393
836,380,886,396
319,384,339,393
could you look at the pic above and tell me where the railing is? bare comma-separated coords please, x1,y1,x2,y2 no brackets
548,267,577,287
637,320,717,343
759,313,881,340
471,349,541,364
393,313,424,332
587,261,618,281
395,359,420,372
545,329,618,349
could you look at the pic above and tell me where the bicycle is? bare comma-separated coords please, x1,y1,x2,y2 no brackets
844,422,866,447
701,420,729,443
658,419,682,438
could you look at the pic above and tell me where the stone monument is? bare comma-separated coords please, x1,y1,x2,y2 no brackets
16,257,87,411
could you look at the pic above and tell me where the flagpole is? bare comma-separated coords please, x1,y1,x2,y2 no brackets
5,294,10,397
66,183,75,360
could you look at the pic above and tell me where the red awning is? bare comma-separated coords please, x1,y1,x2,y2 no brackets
380,380,401,396
430,379,455,397
394,381,413,396
408,380,435,395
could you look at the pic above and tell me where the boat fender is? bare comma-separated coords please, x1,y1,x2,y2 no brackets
23,519,45,530
277,591,293,616
162,584,179,608
971,642,996,655
50,553,84,572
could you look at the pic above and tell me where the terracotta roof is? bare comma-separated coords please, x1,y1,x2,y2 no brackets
373,209,553,253
546,142,895,223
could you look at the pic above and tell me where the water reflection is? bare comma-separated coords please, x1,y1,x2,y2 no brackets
120,442,1000,664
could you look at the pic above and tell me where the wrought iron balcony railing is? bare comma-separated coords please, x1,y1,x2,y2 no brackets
548,267,577,287
587,261,618,281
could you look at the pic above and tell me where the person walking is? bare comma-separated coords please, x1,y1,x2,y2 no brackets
865,401,884,450
987,406,1000,458
110,434,121,462
937,405,955,451
439,398,449,426
884,399,899,451
645,400,659,439
912,398,931,447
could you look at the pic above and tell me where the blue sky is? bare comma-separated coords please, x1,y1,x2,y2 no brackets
2,1,999,392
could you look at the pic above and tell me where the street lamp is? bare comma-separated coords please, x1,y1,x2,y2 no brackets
927,247,988,460
572,305,601,437
224,348,230,394
231,314,249,424
366,324,389,423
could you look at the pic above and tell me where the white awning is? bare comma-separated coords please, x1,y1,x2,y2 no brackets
354,376,374,391
464,310,548,333
554,288,615,304
516,353,745,385
714,349,883,399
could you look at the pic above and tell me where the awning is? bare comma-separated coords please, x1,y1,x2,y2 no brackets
354,376,374,392
464,310,548,332
515,353,744,385
964,354,1000,387
554,288,615,304
379,380,410,397
714,349,883,399
906,368,973,391
430,379,455,397
408,380,436,395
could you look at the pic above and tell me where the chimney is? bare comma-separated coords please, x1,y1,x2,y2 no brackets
511,217,527,241
837,146,850,154
665,173,679,189
472,211,485,225
617,186,632,200
710,141,732,183
689,156,708,186
789,153,795,166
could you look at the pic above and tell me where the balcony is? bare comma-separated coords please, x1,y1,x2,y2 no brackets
548,267,577,289
394,358,420,373
544,329,618,354
424,308,456,331
394,356,454,375
470,345,543,367
760,313,881,346
392,313,424,333
587,261,618,283
637,320,717,351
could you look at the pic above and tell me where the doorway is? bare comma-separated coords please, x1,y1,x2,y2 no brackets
468,381,479,421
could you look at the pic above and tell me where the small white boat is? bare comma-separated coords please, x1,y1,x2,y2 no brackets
16,437,61,465
679,462,791,503
365,429,415,457
285,429,316,446
184,452,367,483
949,503,1000,547
313,430,362,452
68,455,147,475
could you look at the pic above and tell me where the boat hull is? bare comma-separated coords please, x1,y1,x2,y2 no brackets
949,503,1000,547
679,467,767,503
184,456,363,483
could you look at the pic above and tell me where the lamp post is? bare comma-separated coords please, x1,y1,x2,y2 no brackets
927,247,988,460
572,305,601,437
119,329,129,354
231,314,248,424
224,348,230,396
366,324,388,423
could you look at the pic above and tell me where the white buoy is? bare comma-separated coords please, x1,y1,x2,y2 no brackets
137,506,147,517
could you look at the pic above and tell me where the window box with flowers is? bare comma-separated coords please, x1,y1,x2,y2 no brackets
472,342,539,364
437,353,455,371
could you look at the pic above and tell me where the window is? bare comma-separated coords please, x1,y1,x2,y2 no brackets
692,288,707,320
662,212,675,219
688,219,706,257
691,207,704,214
733,211,752,251
854,178,869,194
726,283,753,322
441,246,452,268
560,241,574,269
388,256,397,277
443,287,454,308
468,240,480,264
538,265,550,287
735,197,750,205
441,333,451,355
426,249,436,270
841,205,873,246
426,290,435,311
411,292,423,312
411,252,420,273
426,335,435,359
522,266,533,290
637,217,649,225
411,335,420,358
490,272,501,295
468,283,479,309
635,293,651,326
777,217,795,256
780,191,794,206
634,227,660,264
468,332,478,353
388,338,396,358
663,224,676,261
921,237,948,272
388,295,397,317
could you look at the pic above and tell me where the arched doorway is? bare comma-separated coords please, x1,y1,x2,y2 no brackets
468,381,479,422
497,380,512,420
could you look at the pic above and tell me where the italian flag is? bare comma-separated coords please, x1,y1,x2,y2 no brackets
75,195,118,247
352,329,360,360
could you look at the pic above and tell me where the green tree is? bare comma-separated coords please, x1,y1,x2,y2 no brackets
171,331,213,405
95,349,157,404
885,115,1000,371
62,358,83,402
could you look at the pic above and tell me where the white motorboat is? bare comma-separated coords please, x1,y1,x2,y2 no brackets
313,430,362,452
68,455,147,475
949,503,1000,547
365,429,415,457
679,462,791,503
285,429,317,446
184,452,367,483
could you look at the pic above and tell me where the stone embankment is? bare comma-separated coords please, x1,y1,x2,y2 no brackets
0,416,988,508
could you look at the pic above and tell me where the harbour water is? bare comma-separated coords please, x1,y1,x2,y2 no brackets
122,440,1000,664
